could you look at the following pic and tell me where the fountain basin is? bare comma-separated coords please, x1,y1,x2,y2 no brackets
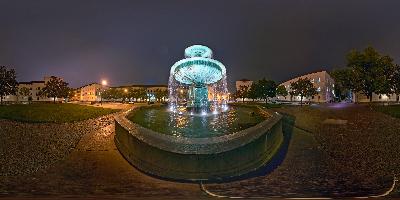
114,105,284,181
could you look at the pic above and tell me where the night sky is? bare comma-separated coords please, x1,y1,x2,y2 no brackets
1,0,400,90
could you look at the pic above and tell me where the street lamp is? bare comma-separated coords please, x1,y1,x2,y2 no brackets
100,80,107,105
124,88,128,103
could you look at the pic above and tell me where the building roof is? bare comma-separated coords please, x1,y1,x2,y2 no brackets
79,82,101,88
111,84,168,88
18,81,45,84
237,79,251,82
279,70,330,85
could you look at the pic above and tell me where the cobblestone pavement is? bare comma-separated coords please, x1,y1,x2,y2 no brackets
205,104,399,198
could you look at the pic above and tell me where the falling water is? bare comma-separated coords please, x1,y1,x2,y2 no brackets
168,45,228,115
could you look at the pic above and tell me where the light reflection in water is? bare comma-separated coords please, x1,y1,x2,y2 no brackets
130,106,268,138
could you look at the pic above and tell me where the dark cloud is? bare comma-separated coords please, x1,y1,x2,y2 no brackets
0,0,399,90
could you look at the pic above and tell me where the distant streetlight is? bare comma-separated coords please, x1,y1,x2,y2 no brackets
100,79,108,105
124,88,128,93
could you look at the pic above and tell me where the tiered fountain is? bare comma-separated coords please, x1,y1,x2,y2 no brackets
168,45,228,114
114,45,284,181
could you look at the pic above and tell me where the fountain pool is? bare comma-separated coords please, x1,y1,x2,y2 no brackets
114,45,284,181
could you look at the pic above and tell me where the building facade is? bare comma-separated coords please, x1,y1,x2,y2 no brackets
111,84,168,102
3,76,64,102
352,92,399,103
278,71,335,103
235,79,253,91
80,83,106,102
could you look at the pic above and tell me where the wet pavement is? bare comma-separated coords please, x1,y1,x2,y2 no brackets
1,103,399,198
0,104,204,198
205,104,399,198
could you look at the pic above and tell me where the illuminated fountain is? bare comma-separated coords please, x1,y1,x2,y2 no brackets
114,45,284,181
168,45,228,114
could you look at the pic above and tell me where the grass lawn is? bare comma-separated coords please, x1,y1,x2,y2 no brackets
0,103,119,123
374,105,400,118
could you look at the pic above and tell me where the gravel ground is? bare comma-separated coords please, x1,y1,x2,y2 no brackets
205,104,399,198
1,103,399,198
0,115,114,176
0,104,204,198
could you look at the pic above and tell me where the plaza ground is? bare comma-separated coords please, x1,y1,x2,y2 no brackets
0,102,400,198
0,103,119,123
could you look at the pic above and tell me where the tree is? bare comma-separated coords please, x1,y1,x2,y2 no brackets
154,89,168,102
392,65,400,102
0,66,18,104
276,85,288,99
101,88,123,101
254,78,276,104
68,89,76,101
136,88,148,102
248,84,258,101
41,76,69,103
330,68,354,101
18,87,31,102
235,85,249,103
290,78,317,105
347,46,396,102
101,88,114,100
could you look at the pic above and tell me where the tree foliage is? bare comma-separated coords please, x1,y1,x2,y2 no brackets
255,78,277,103
235,85,249,102
330,68,354,101
154,89,168,102
0,66,18,104
393,65,400,100
276,85,288,97
346,46,396,102
41,76,70,102
290,78,317,105
18,87,31,101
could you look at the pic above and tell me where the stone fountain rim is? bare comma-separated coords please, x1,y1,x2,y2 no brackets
114,105,282,155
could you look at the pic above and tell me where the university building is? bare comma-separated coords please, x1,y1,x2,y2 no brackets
278,71,335,103
76,83,168,102
3,76,64,102
79,83,106,102
235,79,253,91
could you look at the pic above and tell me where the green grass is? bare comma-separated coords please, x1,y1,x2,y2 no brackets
0,103,119,123
374,105,400,118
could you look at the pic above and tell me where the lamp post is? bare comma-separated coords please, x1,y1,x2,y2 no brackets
124,88,128,103
101,80,107,105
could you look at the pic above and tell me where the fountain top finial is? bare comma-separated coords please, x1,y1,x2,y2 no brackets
184,45,213,58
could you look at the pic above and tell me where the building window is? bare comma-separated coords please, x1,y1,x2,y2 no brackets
317,87,321,92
